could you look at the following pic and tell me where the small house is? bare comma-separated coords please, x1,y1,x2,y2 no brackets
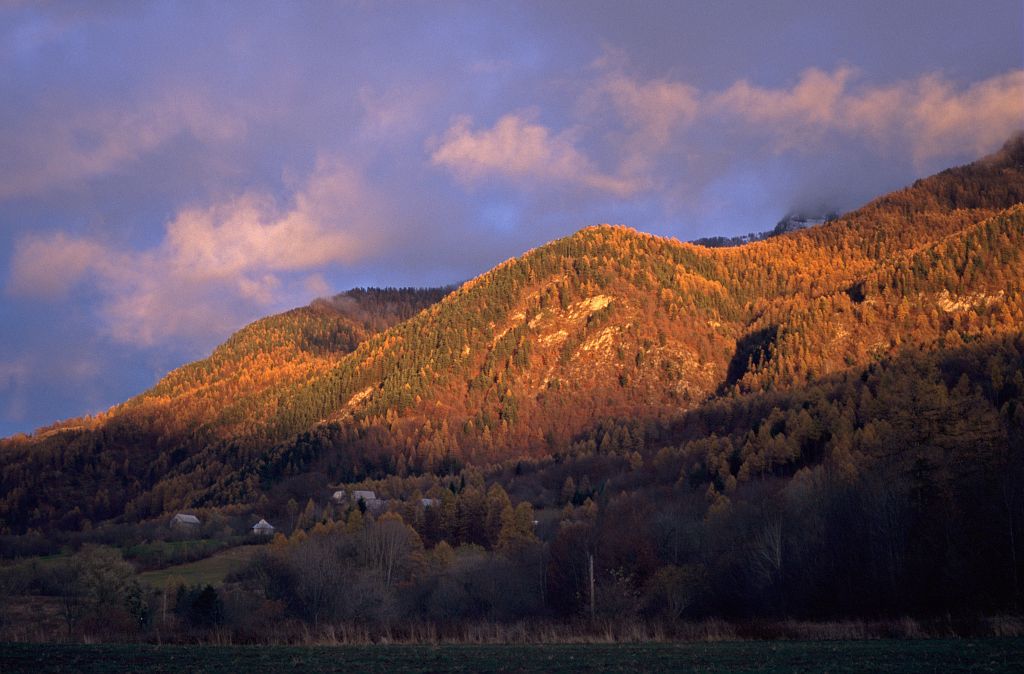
421,498,439,508
171,513,200,528
252,519,275,536
332,489,347,502
351,489,384,512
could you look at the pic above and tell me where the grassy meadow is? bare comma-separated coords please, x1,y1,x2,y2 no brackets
136,545,260,588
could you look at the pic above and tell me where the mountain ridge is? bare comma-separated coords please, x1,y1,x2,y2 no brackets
2,137,1024,535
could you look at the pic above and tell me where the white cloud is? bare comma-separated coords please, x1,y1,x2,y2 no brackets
7,157,388,347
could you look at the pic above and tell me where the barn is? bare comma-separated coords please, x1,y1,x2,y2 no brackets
171,513,200,528
252,519,275,536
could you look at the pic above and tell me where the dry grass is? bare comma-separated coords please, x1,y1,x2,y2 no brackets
269,616,1024,646
5,605,1024,646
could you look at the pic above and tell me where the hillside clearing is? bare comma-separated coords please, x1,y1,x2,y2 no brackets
136,545,260,588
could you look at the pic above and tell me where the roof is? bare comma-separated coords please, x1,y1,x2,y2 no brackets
252,518,274,530
421,498,439,507
172,513,200,525
352,490,377,501
332,490,347,500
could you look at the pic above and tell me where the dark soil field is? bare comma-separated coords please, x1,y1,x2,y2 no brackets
2,639,1023,673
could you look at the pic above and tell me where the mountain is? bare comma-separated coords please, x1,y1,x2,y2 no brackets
0,287,450,530
689,210,835,248
3,136,1024,543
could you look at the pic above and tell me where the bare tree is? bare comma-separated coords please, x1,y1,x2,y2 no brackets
359,514,421,588
290,537,345,626
53,560,84,638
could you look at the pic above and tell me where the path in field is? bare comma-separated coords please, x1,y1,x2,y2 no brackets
2,639,1024,673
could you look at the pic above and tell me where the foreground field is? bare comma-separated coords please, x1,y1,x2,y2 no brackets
2,639,1024,673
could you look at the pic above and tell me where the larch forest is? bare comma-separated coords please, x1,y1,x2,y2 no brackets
3,137,1024,642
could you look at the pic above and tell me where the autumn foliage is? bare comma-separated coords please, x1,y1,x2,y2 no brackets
3,135,1024,622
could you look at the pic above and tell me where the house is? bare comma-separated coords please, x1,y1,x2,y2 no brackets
421,498,439,508
351,489,384,512
332,489,347,502
252,519,275,536
171,513,200,528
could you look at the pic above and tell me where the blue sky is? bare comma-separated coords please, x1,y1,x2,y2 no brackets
2,1,1022,437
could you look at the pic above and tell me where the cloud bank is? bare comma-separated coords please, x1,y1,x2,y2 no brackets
9,158,388,347
430,65,1024,198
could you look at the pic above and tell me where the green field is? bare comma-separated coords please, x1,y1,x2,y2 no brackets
136,545,260,588
1,639,1023,673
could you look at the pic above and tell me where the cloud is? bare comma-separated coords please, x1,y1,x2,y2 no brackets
8,232,112,298
429,113,643,197
0,90,246,200
432,65,1022,205
0,357,30,423
842,70,1024,164
710,67,855,150
358,84,435,141
7,157,389,347
592,70,700,145
710,67,1024,163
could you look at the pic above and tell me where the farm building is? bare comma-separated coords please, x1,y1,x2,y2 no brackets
252,519,275,536
171,513,200,528
351,490,384,512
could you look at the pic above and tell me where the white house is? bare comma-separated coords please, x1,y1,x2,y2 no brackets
252,519,275,536
171,513,200,528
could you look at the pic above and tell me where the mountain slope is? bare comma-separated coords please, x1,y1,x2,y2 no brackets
2,137,1024,534
241,138,1024,477
0,287,450,530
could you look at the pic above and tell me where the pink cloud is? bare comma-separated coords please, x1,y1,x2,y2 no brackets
7,157,389,347
358,84,435,141
429,113,643,197
0,90,246,200
711,67,855,149
851,70,1024,164
7,232,114,297
595,71,700,145
709,67,1024,162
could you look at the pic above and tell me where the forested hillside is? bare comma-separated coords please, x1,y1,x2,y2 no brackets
2,136,1024,621
0,287,451,531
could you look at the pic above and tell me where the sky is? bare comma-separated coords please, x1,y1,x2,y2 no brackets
1,1,1023,437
